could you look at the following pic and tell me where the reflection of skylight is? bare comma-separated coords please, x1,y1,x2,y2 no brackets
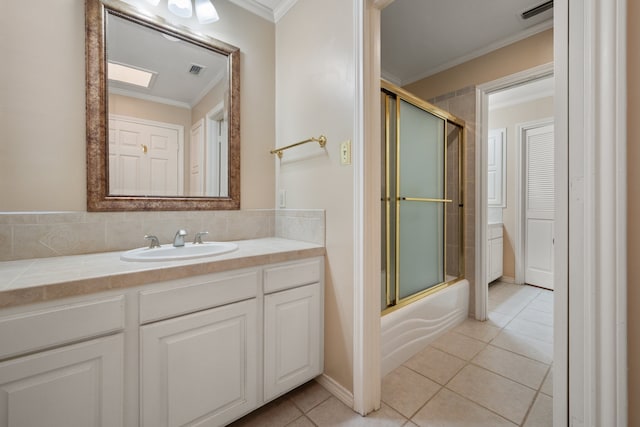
108,62,154,88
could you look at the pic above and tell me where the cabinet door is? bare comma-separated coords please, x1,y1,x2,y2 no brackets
141,299,257,427
264,283,323,401
0,334,124,427
489,237,504,282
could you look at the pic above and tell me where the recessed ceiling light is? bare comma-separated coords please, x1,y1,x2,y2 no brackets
108,62,155,88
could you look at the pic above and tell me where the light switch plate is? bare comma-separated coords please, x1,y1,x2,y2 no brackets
340,140,352,165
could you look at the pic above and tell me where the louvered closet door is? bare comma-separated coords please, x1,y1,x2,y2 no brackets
525,123,554,289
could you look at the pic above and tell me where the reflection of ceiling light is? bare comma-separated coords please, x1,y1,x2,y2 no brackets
195,0,219,23
148,0,220,24
168,0,193,18
108,62,154,88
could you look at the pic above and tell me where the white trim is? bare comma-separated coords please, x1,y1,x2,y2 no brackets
552,3,568,426
226,0,298,23
271,0,298,22
108,87,192,109
475,63,554,321
315,374,354,409
566,0,627,425
352,0,382,416
514,117,554,285
227,0,275,22
402,20,553,86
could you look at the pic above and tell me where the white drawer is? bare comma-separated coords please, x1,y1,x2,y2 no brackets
139,269,259,324
488,224,503,239
263,258,322,294
0,296,125,360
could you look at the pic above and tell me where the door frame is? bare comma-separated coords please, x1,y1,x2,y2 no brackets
475,63,554,320
515,117,554,285
357,0,627,425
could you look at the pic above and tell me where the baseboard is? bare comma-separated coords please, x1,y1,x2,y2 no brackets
499,276,516,284
315,374,354,409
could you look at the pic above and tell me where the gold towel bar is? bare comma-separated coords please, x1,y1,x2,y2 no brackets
270,135,327,158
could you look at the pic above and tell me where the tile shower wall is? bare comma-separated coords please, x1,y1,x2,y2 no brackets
0,210,324,262
430,86,477,316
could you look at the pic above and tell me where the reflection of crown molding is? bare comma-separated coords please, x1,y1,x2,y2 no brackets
227,0,298,23
190,70,226,107
401,19,553,86
108,87,191,109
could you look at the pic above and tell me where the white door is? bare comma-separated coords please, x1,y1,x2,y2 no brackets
0,334,124,427
109,116,181,196
190,119,205,196
525,123,554,289
140,299,258,427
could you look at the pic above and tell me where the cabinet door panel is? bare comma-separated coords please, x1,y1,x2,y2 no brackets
0,334,124,427
141,299,257,427
264,283,322,401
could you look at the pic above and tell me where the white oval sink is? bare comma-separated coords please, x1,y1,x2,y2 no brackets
120,242,238,262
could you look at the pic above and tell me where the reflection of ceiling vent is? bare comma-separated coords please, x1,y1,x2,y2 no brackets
188,64,206,75
521,0,553,19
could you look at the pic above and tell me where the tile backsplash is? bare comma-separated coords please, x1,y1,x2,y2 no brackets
0,209,325,262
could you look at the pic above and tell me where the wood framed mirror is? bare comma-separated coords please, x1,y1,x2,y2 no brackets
85,0,240,211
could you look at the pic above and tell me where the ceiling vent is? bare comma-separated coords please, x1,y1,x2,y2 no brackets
188,64,206,75
521,0,553,19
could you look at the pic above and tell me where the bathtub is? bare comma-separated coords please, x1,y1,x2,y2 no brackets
381,279,469,376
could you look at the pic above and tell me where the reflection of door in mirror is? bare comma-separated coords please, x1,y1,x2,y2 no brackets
190,119,205,196
206,102,229,197
106,12,229,198
109,115,184,196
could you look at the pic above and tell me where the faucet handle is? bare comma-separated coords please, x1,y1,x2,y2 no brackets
144,235,161,249
193,231,209,244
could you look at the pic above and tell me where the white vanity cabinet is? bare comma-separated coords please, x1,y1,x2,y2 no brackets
0,296,126,427
487,224,504,283
0,254,324,427
140,299,258,427
138,257,324,426
263,258,323,401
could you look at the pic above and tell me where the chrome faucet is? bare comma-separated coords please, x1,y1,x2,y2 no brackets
144,235,161,249
173,229,188,247
193,231,209,244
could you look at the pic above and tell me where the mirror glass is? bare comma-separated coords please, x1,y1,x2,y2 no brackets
86,0,240,211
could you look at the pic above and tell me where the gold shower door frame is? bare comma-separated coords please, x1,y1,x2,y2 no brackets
381,80,466,315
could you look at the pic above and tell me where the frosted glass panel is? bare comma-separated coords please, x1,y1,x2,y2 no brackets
398,201,444,299
398,100,445,199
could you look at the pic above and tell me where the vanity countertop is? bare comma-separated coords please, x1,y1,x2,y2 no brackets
0,238,325,309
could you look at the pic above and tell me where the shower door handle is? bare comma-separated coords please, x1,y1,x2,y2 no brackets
399,197,453,203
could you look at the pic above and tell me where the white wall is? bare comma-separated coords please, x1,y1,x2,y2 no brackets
276,0,356,392
0,0,276,211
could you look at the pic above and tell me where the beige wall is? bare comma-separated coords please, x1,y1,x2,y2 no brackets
0,0,275,211
276,0,355,392
404,29,553,100
628,0,640,423
488,96,554,279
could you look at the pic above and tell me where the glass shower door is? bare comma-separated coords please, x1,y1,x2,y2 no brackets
396,99,446,300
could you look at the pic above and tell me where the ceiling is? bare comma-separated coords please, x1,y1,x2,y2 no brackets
381,0,553,86
107,13,228,108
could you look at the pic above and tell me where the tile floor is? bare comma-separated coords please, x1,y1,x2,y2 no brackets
229,282,553,427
